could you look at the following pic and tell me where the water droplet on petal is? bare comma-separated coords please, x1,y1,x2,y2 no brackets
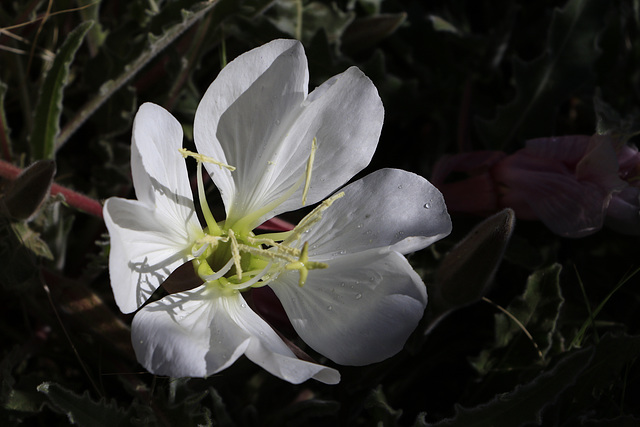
356,223,363,229
424,202,431,209
275,119,281,125
355,293,362,300
340,282,345,287
327,305,333,311
241,303,246,308
397,184,403,189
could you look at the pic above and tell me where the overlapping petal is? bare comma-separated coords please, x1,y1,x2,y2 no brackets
132,286,339,383
194,39,307,220
301,168,452,259
270,249,427,365
194,39,383,229
104,103,202,313
104,198,200,313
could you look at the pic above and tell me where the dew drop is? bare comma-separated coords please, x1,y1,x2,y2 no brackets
327,305,333,311
340,282,346,287
397,184,403,189
356,223,363,229
366,230,373,235
355,293,362,300
424,202,431,209
369,276,375,282
241,303,246,308
275,119,281,125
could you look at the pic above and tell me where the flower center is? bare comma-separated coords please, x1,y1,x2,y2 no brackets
180,148,342,295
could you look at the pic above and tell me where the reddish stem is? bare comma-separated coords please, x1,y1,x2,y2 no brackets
0,159,103,218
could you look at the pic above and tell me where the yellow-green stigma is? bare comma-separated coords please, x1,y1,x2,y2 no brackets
182,146,340,294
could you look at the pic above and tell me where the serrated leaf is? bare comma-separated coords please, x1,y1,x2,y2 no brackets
428,347,593,427
497,264,564,357
38,382,133,427
476,0,608,148
570,333,640,408
30,21,93,160
10,222,53,260
471,264,564,375
266,0,355,44
365,386,402,426
55,0,219,150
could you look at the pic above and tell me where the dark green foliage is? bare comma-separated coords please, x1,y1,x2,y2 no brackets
1,0,640,425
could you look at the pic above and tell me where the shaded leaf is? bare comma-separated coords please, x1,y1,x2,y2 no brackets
429,209,515,323
1,160,55,221
364,385,402,426
476,0,608,147
342,13,407,53
471,264,564,375
30,21,93,160
38,382,134,427
427,347,593,427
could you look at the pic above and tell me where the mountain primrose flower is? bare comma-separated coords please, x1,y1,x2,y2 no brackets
103,39,452,384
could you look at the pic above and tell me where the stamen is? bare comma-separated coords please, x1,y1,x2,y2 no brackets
301,137,317,206
201,257,234,281
227,229,243,280
179,148,236,171
196,160,220,234
285,242,328,287
285,191,345,245
238,243,299,264
225,261,274,290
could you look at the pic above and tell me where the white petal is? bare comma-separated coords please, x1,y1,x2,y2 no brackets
247,66,384,225
131,103,197,224
269,249,428,366
194,39,308,220
132,286,339,383
132,287,250,378
103,197,201,313
301,168,452,259
228,295,340,384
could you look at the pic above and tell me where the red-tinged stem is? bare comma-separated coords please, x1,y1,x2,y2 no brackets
0,159,103,218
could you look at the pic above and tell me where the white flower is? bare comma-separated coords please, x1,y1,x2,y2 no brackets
103,39,452,384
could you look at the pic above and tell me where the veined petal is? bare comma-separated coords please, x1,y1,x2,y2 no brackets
228,295,340,384
270,249,427,366
243,66,384,226
132,103,198,224
301,168,452,259
194,39,308,220
132,287,250,378
132,286,339,383
103,197,201,313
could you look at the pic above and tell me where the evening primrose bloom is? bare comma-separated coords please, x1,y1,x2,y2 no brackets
103,39,452,383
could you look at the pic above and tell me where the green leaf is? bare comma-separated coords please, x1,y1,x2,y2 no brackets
30,21,93,160
55,0,219,151
342,13,407,54
476,0,609,148
427,347,593,427
428,209,515,325
37,382,133,427
570,334,640,410
471,264,564,375
364,386,402,426
1,160,55,221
